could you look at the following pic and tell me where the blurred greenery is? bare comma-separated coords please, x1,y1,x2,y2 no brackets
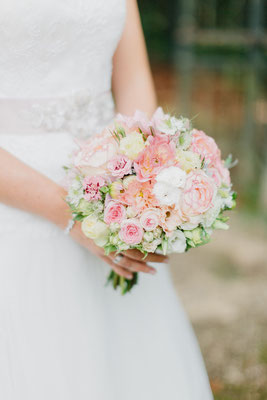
138,0,267,217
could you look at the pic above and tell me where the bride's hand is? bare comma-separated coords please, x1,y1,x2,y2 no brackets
70,221,165,280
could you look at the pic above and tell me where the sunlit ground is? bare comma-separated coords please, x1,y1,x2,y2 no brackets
171,214,267,399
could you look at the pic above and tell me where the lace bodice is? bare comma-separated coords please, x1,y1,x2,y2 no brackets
0,1,126,137
0,0,126,98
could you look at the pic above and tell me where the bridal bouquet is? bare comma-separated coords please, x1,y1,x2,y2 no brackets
65,108,236,294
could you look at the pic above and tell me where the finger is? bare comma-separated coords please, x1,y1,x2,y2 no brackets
144,253,169,263
124,249,168,263
109,254,156,275
100,255,133,279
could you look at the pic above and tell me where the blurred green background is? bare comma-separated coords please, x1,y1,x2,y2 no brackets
138,0,267,399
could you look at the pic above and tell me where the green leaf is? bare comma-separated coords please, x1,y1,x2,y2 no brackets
73,214,84,222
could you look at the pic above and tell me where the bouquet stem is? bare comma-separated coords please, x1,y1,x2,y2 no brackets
106,270,139,295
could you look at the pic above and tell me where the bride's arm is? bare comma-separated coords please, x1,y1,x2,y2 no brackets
0,147,69,229
0,147,163,277
112,0,157,117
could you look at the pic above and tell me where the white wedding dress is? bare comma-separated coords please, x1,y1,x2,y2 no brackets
0,1,213,399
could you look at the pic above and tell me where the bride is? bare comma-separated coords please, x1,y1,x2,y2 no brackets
0,0,213,399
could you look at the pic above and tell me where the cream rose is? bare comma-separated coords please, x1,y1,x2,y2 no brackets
81,215,109,246
119,131,145,160
176,149,201,173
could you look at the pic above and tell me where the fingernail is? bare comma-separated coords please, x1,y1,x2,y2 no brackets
127,274,133,279
149,269,157,275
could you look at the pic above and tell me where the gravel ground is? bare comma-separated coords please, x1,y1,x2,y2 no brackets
171,213,267,399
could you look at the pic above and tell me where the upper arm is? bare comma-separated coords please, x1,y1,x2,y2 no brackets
112,0,157,116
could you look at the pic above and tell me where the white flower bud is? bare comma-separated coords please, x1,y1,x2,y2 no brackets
109,222,120,233
126,206,137,218
143,231,154,242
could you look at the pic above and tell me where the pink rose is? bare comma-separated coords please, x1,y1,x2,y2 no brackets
107,155,132,178
104,201,126,224
190,130,221,166
83,176,106,201
140,208,161,231
181,170,216,216
119,219,144,245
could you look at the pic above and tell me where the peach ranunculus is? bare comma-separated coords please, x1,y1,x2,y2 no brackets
119,219,144,245
107,155,132,178
74,129,118,175
134,136,176,182
181,170,216,216
118,178,159,213
140,208,161,231
83,176,106,201
104,200,126,225
159,206,183,234
190,129,221,166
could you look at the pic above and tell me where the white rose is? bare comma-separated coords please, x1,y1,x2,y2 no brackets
168,230,187,253
81,215,109,246
119,131,145,159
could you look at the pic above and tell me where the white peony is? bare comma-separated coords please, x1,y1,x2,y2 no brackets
153,181,182,206
168,230,187,253
156,166,187,188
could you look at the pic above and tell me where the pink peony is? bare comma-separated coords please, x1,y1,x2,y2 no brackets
119,219,144,245
74,129,118,175
104,201,126,225
83,176,106,201
140,208,161,231
134,136,176,182
190,129,221,166
107,155,132,178
181,170,216,216
116,110,152,134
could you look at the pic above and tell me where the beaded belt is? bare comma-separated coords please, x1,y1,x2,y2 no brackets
0,89,114,138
